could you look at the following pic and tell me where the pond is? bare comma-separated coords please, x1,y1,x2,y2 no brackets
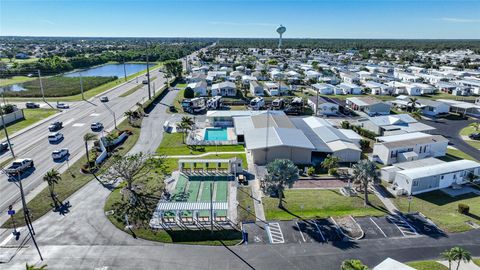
64,63,154,78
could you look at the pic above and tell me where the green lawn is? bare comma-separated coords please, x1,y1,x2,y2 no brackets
2,119,141,228
460,125,477,136
393,190,480,232
237,186,256,223
0,76,35,86
157,132,245,155
163,153,247,174
0,108,58,139
473,258,480,267
407,261,449,270
263,189,387,220
443,148,478,161
169,85,186,114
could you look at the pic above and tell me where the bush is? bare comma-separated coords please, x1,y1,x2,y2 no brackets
458,203,470,214
306,167,315,176
328,168,338,176
184,87,194,98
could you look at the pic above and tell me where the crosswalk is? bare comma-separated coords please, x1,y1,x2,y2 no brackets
266,222,285,244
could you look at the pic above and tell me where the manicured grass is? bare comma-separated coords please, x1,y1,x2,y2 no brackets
2,119,141,228
237,186,256,223
407,261,449,270
169,87,186,114
163,153,247,174
0,108,58,139
0,76,35,86
393,190,480,232
445,148,478,161
157,132,245,155
104,177,242,246
460,125,477,136
465,140,480,150
473,259,480,267
263,189,386,220
119,84,144,97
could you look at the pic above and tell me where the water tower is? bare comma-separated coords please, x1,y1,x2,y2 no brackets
276,25,286,48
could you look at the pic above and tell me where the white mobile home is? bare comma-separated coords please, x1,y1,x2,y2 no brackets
346,97,392,116
211,81,237,97
249,81,264,96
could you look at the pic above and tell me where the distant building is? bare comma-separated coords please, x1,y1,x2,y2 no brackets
211,81,236,97
346,97,392,116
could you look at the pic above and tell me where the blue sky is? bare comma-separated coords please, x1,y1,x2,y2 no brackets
1,0,479,38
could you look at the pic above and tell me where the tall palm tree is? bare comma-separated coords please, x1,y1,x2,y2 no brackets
340,259,369,270
124,110,135,124
469,122,480,132
43,169,61,208
321,155,340,173
83,133,97,168
352,159,379,206
450,246,472,270
26,263,47,270
441,249,455,270
407,97,420,112
410,109,422,120
176,122,188,144
181,116,194,129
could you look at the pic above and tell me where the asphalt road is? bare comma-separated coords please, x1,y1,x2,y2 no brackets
0,66,167,219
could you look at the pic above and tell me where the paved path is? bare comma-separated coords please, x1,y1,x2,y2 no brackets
246,151,266,222
372,184,399,214
164,151,245,159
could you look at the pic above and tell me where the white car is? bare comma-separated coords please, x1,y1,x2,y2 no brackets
100,96,109,102
52,148,69,160
48,132,64,143
56,103,70,109
91,122,103,130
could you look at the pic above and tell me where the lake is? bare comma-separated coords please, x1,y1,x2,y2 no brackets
64,63,154,78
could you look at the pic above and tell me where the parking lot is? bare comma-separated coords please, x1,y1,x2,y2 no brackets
242,214,444,245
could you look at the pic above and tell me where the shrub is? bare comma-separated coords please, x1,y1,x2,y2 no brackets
184,87,194,98
458,203,470,214
306,166,315,176
328,168,338,176
341,121,350,129
359,139,371,152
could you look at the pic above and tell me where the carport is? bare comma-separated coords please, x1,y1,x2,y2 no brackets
149,202,228,228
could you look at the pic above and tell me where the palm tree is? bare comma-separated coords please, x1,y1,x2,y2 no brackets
124,110,135,124
450,246,472,270
469,122,480,132
441,249,455,270
340,259,369,270
410,109,422,120
43,169,61,208
136,102,144,115
26,263,47,270
181,116,194,128
321,155,340,173
351,159,379,206
407,97,420,112
176,122,188,144
83,133,97,168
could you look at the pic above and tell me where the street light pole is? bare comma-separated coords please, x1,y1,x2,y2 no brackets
0,92,15,158
79,72,85,100
145,45,152,100
37,70,46,103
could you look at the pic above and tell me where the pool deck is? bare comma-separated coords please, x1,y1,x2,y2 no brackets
188,127,237,145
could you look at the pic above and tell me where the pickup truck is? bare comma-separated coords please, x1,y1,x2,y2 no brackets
48,121,63,132
5,158,34,175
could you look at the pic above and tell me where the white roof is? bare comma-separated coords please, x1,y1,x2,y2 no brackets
377,132,431,142
244,127,315,150
374,258,415,270
397,160,480,180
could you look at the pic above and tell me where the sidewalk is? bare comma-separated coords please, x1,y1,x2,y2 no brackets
371,184,399,214
246,151,266,222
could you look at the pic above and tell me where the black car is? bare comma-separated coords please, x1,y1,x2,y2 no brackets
25,102,40,108
48,121,63,132
469,133,480,140
0,142,8,152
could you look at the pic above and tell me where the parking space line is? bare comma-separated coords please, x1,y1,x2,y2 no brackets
267,222,285,244
313,220,326,242
295,221,306,242
369,217,387,238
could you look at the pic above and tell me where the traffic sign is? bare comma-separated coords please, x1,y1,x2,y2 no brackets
7,210,15,216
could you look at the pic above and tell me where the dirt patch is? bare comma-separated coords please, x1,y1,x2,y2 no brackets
334,216,363,240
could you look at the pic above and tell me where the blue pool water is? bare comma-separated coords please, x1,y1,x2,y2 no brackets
204,128,228,141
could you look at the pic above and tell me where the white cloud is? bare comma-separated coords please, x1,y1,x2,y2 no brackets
441,17,480,23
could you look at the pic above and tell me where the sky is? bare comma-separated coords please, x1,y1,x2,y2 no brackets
1,0,479,39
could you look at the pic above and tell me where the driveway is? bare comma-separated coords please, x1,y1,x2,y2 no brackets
420,118,480,160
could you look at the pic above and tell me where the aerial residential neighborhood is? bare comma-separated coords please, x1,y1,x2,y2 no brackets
1,1,480,270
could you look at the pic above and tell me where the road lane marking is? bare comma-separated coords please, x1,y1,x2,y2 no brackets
369,217,387,238
63,118,75,126
90,113,100,117
72,123,85,127
295,221,306,242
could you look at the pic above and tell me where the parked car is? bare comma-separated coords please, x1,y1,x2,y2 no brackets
0,142,9,152
469,133,480,140
100,96,109,102
91,122,103,131
25,102,40,108
48,132,64,143
142,80,148,84
5,158,34,175
52,148,69,160
56,103,70,109
48,121,63,132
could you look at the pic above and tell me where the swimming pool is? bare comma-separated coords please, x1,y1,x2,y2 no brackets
204,128,228,141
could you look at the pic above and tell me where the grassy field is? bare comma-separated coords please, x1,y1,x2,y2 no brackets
393,190,480,232
0,76,35,86
473,259,480,267
4,62,163,102
169,84,186,113
0,57,40,64
157,132,245,156
406,261,449,270
263,189,387,220
119,84,144,97
444,148,478,161
237,186,256,223
163,153,247,174
2,119,140,228
0,108,58,139
104,187,242,246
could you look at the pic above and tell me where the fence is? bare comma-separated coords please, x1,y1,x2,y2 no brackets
0,109,25,127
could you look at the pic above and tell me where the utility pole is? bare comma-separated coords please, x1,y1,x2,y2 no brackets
123,58,127,82
210,182,214,236
102,101,117,129
0,91,15,158
37,70,45,102
145,45,152,100
316,88,319,116
79,72,85,100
